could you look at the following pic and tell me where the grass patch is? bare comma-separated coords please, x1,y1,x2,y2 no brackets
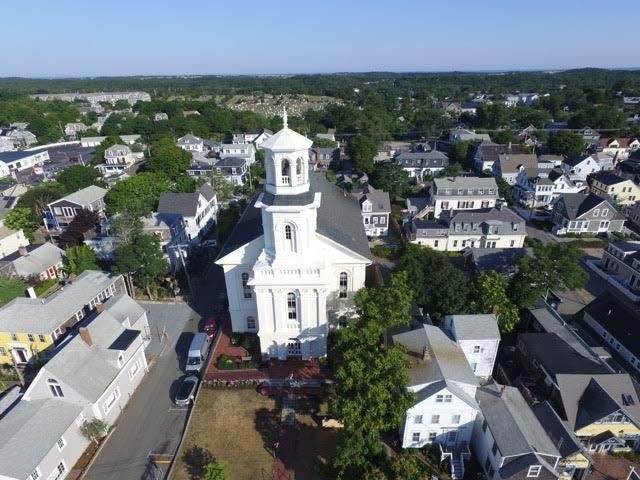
371,244,399,260
216,354,258,370
0,277,26,307
172,389,278,480
33,278,58,297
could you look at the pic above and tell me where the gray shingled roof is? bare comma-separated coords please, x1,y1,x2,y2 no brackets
157,192,201,217
495,153,538,174
0,270,119,334
1,242,65,277
531,401,584,459
433,176,498,193
555,193,613,220
102,294,145,326
0,399,83,479
445,314,500,341
477,383,560,458
54,185,107,207
217,172,371,261
0,150,44,164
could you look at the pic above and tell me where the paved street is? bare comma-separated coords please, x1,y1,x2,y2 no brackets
553,249,608,317
85,303,199,480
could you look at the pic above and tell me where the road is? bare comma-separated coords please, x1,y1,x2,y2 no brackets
85,303,199,480
84,262,229,480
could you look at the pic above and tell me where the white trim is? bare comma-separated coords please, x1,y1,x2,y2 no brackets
103,387,121,414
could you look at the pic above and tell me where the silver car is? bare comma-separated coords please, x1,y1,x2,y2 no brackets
174,375,198,406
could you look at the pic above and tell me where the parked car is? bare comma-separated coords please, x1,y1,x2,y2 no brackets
185,332,212,373
174,375,199,406
203,316,219,339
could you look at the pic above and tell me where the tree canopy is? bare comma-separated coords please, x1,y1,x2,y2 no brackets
112,232,168,298
369,163,409,198
57,165,104,194
145,136,192,179
469,271,520,333
3,207,37,241
347,136,378,174
105,172,173,216
548,131,584,157
65,245,99,275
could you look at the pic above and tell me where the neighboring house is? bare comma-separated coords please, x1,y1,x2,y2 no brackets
599,137,640,161
182,110,200,117
442,314,500,378
212,157,249,186
119,135,140,146
394,150,450,179
233,130,273,147
0,243,65,280
406,207,526,251
514,168,585,208
550,193,625,235
0,125,37,149
100,144,137,175
154,112,168,121
310,147,339,169
616,157,640,183
393,324,479,478
472,142,522,172
431,176,499,218
80,136,107,147
625,202,640,229
555,373,640,452
64,122,89,138
46,185,107,235
582,290,640,374
315,130,336,142
561,155,603,181
578,127,601,144
156,184,218,244
473,383,563,480
492,153,538,185
350,184,391,237
215,117,371,360
140,212,189,272
405,197,430,218
0,136,15,152
0,296,149,480
177,133,204,152
463,247,532,275
590,173,640,206
0,150,50,177
0,225,29,258
448,128,491,143
0,270,127,366
221,143,255,165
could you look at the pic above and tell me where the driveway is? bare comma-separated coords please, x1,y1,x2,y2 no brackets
85,303,199,480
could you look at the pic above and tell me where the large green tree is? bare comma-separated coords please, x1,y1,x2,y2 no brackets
396,244,468,319
105,172,172,216
113,233,168,299
469,271,520,333
369,163,409,199
509,243,589,308
3,207,37,241
57,165,104,194
146,136,192,179
548,131,584,157
65,245,99,275
347,136,378,174
17,182,66,225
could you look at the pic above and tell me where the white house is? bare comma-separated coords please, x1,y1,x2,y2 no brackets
156,184,218,244
561,154,614,181
0,150,50,177
600,137,640,161
80,136,107,147
393,150,450,179
442,314,500,379
431,176,499,218
215,111,371,360
99,144,137,175
0,225,29,258
513,168,585,208
491,153,538,186
351,185,391,237
177,133,204,152
221,142,256,165
590,173,640,206
0,295,149,480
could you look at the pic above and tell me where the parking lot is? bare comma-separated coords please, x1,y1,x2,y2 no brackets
15,144,96,184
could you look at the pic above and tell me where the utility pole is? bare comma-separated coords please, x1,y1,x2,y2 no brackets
167,243,192,294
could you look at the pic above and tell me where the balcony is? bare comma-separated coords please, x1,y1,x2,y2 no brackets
281,175,290,185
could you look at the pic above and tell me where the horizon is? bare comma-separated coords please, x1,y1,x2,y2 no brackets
2,0,639,77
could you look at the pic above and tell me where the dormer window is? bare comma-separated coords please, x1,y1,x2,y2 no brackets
48,379,64,398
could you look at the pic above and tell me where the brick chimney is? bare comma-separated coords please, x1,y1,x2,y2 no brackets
79,327,93,346
68,274,77,283
95,303,105,314
422,345,430,362
18,246,28,256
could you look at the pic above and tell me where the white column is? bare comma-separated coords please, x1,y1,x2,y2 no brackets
316,288,327,329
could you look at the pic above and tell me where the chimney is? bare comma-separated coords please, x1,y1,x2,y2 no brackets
68,273,77,283
27,287,37,299
79,327,93,346
95,303,105,314
422,345,430,362
18,246,28,256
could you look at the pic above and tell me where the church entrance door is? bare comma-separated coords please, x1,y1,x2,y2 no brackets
287,338,301,358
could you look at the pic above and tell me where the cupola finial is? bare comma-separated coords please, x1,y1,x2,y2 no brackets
282,106,288,129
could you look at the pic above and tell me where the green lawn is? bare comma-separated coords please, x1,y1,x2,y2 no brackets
0,277,27,307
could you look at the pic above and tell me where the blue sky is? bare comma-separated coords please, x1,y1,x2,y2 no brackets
2,0,638,77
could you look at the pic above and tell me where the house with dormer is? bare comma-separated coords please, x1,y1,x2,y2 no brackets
550,193,625,235
351,185,391,237
431,176,499,218
177,133,204,152
514,168,585,208
599,137,640,161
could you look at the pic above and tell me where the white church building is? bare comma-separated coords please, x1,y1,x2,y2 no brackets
215,111,372,360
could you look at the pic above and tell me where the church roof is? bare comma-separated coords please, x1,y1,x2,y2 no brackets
217,172,371,261
260,127,313,151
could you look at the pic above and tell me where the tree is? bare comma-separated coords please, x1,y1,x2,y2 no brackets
390,452,425,480
17,182,66,225
80,418,109,444
495,176,514,205
65,245,99,275
57,165,104,194
476,103,510,129
146,136,192,180
347,136,378,174
113,233,168,299
203,460,229,480
449,141,470,163
111,213,143,246
105,172,172,216
59,209,99,247
210,172,234,202
396,245,468,320
490,129,515,145
509,243,589,309
548,131,584,157
568,105,627,129
313,136,338,148
4,207,37,241
469,271,520,333
369,163,409,199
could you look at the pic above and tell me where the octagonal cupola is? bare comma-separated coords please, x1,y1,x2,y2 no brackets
262,107,314,196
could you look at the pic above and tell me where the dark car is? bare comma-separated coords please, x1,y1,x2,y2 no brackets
175,376,199,406
203,317,219,338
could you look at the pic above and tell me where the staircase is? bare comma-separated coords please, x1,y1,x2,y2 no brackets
450,457,463,480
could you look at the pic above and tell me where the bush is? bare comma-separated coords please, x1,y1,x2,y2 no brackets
371,244,398,260
216,353,257,370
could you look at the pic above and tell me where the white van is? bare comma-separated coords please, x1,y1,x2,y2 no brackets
185,332,211,373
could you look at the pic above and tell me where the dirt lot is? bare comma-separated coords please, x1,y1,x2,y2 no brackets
171,388,278,480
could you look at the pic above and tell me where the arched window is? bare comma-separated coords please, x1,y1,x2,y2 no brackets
241,272,251,299
284,224,295,251
287,338,301,356
246,316,256,329
48,379,64,398
296,158,302,175
339,272,348,298
281,159,290,184
287,292,298,329
285,225,292,240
